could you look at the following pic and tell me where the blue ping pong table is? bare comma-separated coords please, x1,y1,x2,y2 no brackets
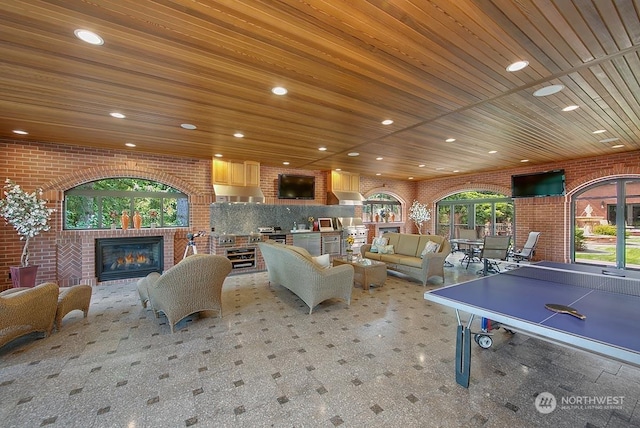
424,261,640,388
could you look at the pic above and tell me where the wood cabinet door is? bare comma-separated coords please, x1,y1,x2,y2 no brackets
213,160,230,184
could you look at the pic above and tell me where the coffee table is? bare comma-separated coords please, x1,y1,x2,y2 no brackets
333,258,387,290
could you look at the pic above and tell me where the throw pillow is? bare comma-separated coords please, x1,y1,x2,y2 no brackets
312,254,331,269
420,241,440,258
370,237,388,253
379,244,395,254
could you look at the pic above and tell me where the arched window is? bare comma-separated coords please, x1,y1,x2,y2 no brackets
362,193,402,223
437,191,513,239
64,178,188,229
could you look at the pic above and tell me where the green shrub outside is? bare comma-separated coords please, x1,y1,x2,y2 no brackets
593,224,616,236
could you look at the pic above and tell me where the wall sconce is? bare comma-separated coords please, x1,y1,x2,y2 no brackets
600,201,605,209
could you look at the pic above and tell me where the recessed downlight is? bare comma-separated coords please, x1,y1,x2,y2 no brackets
381,119,394,125
611,144,624,148
452,170,460,173
233,132,244,138
283,161,290,165
12,129,28,135
347,152,359,157
592,129,606,134
376,157,383,160
562,105,579,111
533,84,564,97
375,173,382,176
74,29,104,45
181,123,197,130
488,150,497,154
272,86,288,95
520,159,529,163
599,138,620,143
335,168,341,171
125,142,136,148
445,138,456,143
506,60,529,72
318,147,327,151
408,177,414,180
110,112,125,119
214,153,223,158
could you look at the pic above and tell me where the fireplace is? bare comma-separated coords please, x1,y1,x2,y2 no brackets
95,236,164,282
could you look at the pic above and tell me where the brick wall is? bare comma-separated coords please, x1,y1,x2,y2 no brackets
2,138,640,290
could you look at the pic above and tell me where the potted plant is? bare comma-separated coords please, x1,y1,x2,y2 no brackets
408,200,431,235
0,179,55,287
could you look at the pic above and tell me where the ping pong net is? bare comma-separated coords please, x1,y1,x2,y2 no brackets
502,264,640,297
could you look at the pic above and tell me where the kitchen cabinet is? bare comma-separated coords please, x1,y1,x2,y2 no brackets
292,233,321,256
212,160,260,186
329,171,360,192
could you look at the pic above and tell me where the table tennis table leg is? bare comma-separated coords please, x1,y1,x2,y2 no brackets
454,310,474,388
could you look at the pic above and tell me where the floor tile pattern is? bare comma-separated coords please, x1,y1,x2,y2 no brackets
1,255,639,427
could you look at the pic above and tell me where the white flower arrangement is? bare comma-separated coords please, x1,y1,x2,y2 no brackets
408,200,431,235
0,179,55,266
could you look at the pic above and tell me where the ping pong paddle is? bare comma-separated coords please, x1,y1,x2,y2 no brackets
545,303,586,320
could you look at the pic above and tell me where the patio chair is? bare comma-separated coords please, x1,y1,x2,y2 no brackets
479,235,512,275
511,231,541,263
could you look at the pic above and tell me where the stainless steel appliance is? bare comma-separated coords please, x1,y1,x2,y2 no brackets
217,234,236,246
337,217,368,255
321,234,341,255
259,226,286,244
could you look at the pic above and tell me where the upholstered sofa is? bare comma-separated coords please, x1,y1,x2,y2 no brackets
137,254,232,333
360,233,451,285
0,282,59,348
258,241,354,314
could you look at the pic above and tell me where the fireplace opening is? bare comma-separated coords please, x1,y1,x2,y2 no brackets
95,236,164,282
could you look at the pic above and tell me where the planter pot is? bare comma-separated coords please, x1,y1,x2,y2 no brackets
9,265,39,288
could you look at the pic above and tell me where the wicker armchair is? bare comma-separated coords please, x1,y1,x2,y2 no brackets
0,282,59,348
55,284,92,330
143,254,232,333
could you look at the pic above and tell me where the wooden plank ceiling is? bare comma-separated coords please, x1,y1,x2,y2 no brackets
1,0,639,180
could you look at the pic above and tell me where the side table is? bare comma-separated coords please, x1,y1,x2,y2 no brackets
333,258,387,290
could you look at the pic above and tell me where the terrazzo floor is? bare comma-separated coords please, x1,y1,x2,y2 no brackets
1,254,639,428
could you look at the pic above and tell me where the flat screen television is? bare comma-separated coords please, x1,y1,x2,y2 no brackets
277,174,315,200
511,169,566,198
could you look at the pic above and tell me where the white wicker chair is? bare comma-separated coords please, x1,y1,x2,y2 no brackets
142,254,232,333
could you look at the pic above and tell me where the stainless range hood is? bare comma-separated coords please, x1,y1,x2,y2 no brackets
214,184,265,203
327,190,365,206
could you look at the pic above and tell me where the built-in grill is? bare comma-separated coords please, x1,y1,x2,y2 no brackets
337,217,368,255
217,234,236,246
259,226,286,244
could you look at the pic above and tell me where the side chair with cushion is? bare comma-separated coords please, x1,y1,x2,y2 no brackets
511,231,541,263
144,254,232,333
0,282,59,348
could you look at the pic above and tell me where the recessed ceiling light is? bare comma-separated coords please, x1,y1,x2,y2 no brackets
592,129,606,134
506,60,529,72
375,173,381,176
272,86,288,95
214,153,223,158
125,143,136,148
611,144,624,148
233,132,244,138
318,147,327,151
452,170,460,173
74,29,104,45
408,177,414,180
335,168,341,171
381,119,394,125
283,161,290,165
520,159,529,162
347,152,359,157
599,138,620,143
181,123,197,130
533,84,564,97
562,105,579,111
488,150,497,154
376,157,383,160
418,164,425,168
12,129,28,135
110,112,125,119
445,138,456,143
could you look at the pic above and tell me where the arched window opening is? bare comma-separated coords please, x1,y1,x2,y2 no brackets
437,191,512,239
64,178,188,229
363,193,402,223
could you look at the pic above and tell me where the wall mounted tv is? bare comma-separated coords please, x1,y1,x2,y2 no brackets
511,169,566,198
277,174,315,200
